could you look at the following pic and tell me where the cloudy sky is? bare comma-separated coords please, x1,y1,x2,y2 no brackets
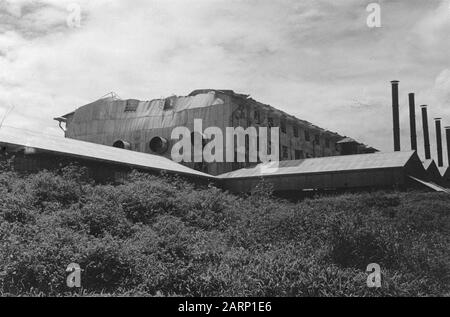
0,0,449,161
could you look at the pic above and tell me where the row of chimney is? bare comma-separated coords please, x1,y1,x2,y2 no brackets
391,80,448,167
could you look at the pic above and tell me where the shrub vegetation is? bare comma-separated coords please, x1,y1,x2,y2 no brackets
0,165,449,296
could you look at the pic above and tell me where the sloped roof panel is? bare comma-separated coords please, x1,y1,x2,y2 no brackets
0,126,212,179
218,151,416,179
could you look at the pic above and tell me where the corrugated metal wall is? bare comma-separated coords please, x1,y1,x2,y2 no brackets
63,90,359,176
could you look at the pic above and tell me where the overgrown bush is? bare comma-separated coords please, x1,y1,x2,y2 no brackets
0,168,449,296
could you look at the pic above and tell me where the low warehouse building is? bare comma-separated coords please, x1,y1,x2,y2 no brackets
217,151,446,193
0,126,212,183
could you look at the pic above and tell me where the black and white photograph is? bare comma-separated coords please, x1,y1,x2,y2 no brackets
0,0,449,302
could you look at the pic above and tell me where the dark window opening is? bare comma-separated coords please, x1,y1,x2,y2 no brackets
293,126,299,138
254,111,260,124
325,139,330,148
314,135,320,145
280,117,287,134
295,150,303,160
305,130,310,142
164,98,174,110
125,99,139,112
282,146,289,159
245,135,250,162
268,117,274,127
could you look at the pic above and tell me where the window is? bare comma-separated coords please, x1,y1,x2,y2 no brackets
325,139,330,148
282,146,289,159
295,150,303,160
305,130,310,142
125,99,139,112
293,126,299,138
254,111,260,124
163,98,173,110
268,117,274,127
314,135,320,145
280,117,287,134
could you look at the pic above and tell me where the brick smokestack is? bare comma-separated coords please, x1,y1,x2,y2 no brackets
391,81,401,151
408,93,417,151
435,118,443,167
446,126,450,166
421,105,431,160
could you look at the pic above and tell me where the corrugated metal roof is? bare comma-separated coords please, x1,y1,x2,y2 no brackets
218,151,416,179
0,126,212,179
64,90,374,149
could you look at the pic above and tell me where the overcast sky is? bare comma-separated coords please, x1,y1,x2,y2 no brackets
0,0,449,161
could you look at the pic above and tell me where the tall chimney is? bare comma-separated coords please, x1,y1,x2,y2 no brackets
408,93,417,151
446,126,450,166
421,105,431,160
435,118,443,167
391,80,401,151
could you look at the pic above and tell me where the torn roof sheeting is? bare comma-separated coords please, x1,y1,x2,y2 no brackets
73,93,225,120
218,151,417,179
0,126,212,179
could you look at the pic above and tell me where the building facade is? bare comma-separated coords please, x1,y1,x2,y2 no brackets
55,89,376,175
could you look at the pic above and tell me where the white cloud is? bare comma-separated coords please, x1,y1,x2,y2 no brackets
0,0,449,162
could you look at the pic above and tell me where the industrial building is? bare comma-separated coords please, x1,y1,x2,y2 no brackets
54,90,376,176
218,151,430,193
1,80,449,194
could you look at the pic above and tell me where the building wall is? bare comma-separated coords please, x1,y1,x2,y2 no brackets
220,168,407,193
228,97,343,161
61,90,371,175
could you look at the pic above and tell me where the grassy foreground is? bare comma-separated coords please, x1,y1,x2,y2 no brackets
0,165,449,297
